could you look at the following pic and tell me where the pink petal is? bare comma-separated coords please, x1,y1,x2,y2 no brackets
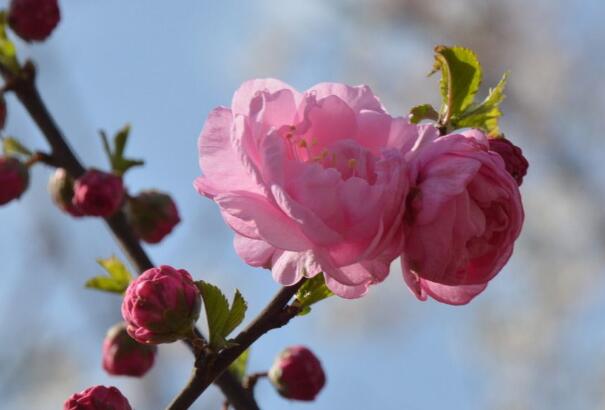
304,95,358,147
214,192,311,251
233,235,275,268
232,78,303,115
306,83,385,113
324,274,371,299
195,107,265,198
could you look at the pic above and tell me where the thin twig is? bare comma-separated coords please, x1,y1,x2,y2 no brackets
167,282,305,410
0,60,259,410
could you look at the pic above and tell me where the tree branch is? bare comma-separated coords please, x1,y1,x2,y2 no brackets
167,282,304,410
0,61,259,410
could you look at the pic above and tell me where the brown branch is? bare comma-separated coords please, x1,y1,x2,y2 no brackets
0,61,259,410
167,282,304,410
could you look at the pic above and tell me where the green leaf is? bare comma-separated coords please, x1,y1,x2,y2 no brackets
409,104,439,124
294,274,333,315
197,281,248,349
98,256,133,283
228,349,250,381
431,45,482,122
2,137,32,157
197,281,230,348
452,72,509,136
0,12,19,74
223,289,248,337
85,256,133,294
99,124,144,176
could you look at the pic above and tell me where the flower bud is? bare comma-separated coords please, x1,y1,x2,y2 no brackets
63,385,132,410
8,0,60,42
121,265,201,344
102,322,157,377
0,156,29,205
125,190,180,244
488,137,529,186
48,168,84,217
269,346,326,401
73,169,125,217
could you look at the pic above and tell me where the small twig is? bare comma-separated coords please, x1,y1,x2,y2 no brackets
167,282,305,410
243,372,268,393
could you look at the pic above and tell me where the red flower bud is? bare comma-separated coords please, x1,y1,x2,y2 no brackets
73,169,124,217
8,0,60,42
488,137,529,186
63,385,132,410
269,346,326,401
102,323,157,377
48,168,84,217
0,156,29,205
125,190,180,244
121,265,201,344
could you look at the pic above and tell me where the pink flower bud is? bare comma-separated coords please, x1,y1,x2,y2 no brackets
48,168,84,217
73,169,124,217
102,322,157,377
269,346,326,401
121,265,201,344
8,0,60,42
488,137,529,186
0,156,29,205
125,190,181,244
63,385,132,410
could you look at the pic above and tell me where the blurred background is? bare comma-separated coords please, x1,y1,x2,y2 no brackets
1,0,604,409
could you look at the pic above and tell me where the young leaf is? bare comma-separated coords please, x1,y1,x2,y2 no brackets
197,281,249,348
197,281,230,348
99,124,144,176
0,12,19,74
229,349,250,382
223,289,248,337
431,45,482,123
294,274,333,315
98,256,133,283
409,104,439,124
2,137,32,157
452,72,509,136
85,256,133,294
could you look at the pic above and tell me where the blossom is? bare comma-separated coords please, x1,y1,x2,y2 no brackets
8,0,60,42
0,156,29,205
73,169,124,217
102,322,157,377
48,168,84,217
269,345,326,401
488,136,529,186
121,265,201,344
195,79,416,298
63,385,131,410
400,127,524,304
125,190,180,244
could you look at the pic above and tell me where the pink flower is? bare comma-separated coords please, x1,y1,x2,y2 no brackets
48,168,84,217
0,156,29,205
63,385,132,410
8,0,60,42
195,79,417,298
400,127,524,305
488,136,529,186
102,322,157,377
73,169,124,217
125,190,181,244
121,265,201,344
269,345,326,401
